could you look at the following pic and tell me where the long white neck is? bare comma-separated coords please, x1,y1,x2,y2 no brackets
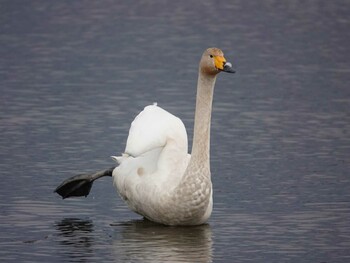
169,69,217,225
189,71,217,174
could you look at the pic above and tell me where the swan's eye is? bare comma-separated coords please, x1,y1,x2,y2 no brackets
209,55,213,58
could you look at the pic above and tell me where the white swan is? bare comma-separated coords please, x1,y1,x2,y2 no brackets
55,47,235,226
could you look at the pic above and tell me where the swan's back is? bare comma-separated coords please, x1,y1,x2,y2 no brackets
125,105,188,157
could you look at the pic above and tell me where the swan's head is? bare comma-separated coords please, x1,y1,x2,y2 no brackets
200,48,235,75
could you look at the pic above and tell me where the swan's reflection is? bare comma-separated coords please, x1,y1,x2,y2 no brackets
111,219,213,263
55,218,95,260
55,218,212,262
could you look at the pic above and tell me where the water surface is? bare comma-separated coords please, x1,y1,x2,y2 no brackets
1,1,350,262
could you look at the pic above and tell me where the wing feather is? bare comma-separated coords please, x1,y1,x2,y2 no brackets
125,105,188,157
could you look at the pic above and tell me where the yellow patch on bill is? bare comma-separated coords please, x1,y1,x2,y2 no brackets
214,56,226,70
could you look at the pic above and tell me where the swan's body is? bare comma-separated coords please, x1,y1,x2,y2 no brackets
112,48,234,225
113,104,210,225
55,47,234,226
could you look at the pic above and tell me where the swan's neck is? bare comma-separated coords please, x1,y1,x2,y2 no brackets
168,71,216,225
190,71,217,173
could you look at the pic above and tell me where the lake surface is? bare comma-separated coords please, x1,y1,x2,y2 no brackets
1,1,350,262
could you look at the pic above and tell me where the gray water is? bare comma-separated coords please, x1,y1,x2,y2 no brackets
1,1,350,262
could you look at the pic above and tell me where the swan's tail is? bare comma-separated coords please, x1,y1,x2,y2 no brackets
54,167,115,199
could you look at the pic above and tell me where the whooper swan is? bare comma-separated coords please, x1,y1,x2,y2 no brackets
55,47,235,226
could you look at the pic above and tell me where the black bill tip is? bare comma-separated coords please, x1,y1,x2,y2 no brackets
223,62,236,73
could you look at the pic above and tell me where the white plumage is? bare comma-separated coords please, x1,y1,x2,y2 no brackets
113,105,192,224
125,105,188,157
110,48,234,226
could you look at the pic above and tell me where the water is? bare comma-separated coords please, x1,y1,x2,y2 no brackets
1,1,350,262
